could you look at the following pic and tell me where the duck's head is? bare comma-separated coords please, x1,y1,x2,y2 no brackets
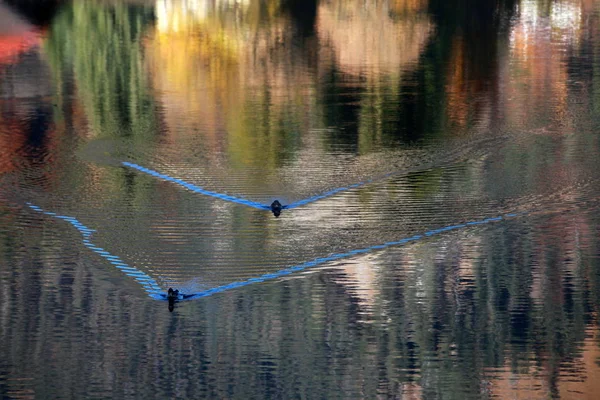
270,200,283,217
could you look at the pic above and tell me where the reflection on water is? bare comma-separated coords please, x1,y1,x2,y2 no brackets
45,3,157,139
317,0,431,76
2,0,600,398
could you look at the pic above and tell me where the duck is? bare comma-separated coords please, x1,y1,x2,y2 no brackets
270,200,283,217
167,288,179,299
167,288,179,312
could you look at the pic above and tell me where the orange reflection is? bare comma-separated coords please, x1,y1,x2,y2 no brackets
485,333,600,399
445,36,470,129
0,111,27,174
0,3,47,175
444,34,495,131
0,31,41,65
0,101,59,180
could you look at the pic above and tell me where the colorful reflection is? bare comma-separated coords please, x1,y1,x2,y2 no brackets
145,0,434,165
44,3,157,139
147,0,316,170
0,2,56,179
1,0,600,398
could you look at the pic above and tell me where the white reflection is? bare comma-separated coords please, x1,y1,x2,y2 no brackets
512,0,582,49
551,1,581,39
505,0,584,132
155,0,249,32
551,1,581,30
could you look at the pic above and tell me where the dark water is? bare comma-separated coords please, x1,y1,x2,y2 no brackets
2,0,600,398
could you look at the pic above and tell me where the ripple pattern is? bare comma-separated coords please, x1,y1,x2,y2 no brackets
25,202,163,296
24,201,526,302
122,162,270,210
173,212,523,300
124,135,508,213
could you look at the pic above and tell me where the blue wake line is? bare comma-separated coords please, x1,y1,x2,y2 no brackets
164,211,524,301
122,162,270,210
122,162,391,212
124,138,504,213
25,202,163,296
121,162,418,212
25,201,524,302
284,180,374,209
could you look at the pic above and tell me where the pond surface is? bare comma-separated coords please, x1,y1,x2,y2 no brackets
2,0,600,398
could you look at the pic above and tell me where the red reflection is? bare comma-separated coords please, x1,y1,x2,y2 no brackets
0,30,41,66
0,3,43,66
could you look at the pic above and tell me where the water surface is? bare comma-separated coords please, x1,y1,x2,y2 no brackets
2,0,600,398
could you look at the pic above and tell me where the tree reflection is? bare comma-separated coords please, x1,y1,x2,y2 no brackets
45,3,157,139
147,0,314,170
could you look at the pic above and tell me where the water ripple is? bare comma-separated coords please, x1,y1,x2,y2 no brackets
171,211,524,301
123,134,508,214
24,202,163,296
24,200,526,302
122,162,270,210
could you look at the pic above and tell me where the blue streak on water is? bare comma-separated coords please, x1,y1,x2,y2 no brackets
283,186,354,209
159,212,520,302
122,162,270,210
285,171,397,210
25,200,527,302
24,202,163,296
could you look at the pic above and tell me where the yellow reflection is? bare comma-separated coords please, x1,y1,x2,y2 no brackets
145,0,433,176
147,0,311,169
148,0,243,152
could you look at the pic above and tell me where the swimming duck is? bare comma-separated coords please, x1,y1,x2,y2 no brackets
167,288,179,312
270,200,283,217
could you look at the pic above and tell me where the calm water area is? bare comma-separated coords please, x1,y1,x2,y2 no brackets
1,0,600,398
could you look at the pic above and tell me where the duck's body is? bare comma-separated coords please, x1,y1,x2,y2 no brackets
167,288,179,311
270,200,283,217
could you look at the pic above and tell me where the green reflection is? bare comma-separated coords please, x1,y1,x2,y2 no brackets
45,2,157,138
